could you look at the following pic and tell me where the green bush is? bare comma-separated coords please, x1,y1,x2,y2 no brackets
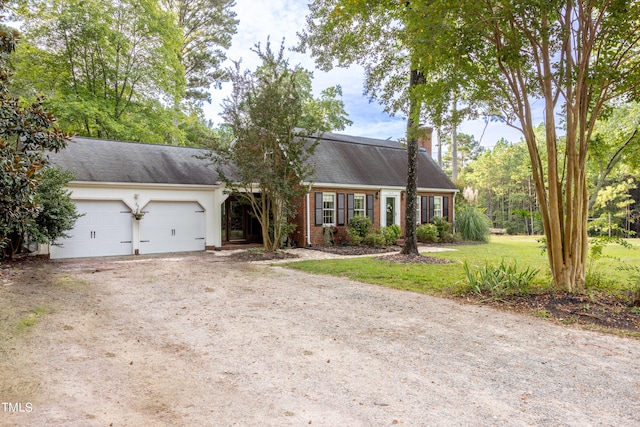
381,224,402,245
431,216,454,242
417,224,439,243
27,167,81,244
463,259,539,299
456,205,490,242
347,215,372,246
361,224,401,247
363,230,387,247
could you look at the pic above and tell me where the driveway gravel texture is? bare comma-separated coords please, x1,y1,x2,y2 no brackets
1,250,639,426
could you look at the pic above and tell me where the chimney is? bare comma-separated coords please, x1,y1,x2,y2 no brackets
418,126,433,157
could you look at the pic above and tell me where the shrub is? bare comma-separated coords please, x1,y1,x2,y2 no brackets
456,205,490,242
431,216,454,242
27,167,81,245
346,215,372,246
416,224,439,243
363,230,387,247
381,224,401,245
463,259,539,299
617,265,640,306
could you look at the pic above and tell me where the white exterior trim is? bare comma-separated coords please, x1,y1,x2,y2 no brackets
306,193,311,246
380,190,401,227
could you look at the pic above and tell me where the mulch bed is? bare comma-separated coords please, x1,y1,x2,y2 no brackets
226,250,299,262
474,291,640,333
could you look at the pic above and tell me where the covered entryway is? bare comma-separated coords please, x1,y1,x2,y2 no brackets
380,191,401,227
50,200,133,259
221,195,262,244
139,201,205,254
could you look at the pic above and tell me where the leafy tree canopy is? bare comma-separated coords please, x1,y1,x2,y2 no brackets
12,0,186,143
161,0,238,104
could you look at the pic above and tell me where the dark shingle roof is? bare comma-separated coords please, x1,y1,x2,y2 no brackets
49,133,456,191
48,137,220,185
309,132,457,190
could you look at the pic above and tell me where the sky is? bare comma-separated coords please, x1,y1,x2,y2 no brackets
202,0,529,149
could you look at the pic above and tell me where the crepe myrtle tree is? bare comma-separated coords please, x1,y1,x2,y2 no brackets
212,40,350,252
410,0,640,291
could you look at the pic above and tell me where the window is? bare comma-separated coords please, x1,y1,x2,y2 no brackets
416,197,421,224
323,193,336,225
433,196,443,218
353,194,365,217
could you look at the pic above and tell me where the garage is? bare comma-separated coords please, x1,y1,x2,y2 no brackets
139,201,206,254
50,200,133,259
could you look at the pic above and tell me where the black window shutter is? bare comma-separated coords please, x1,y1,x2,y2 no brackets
347,194,354,224
443,196,449,221
337,193,345,226
367,194,374,222
429,196,435,221
421,196,428,224
314,192,323,226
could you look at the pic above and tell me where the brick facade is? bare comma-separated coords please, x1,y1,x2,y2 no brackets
292,187,455,247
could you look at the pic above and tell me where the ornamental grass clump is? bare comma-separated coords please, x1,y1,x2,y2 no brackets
463,259,539,299
456,205,490,242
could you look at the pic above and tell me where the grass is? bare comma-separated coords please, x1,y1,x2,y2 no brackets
56,274,89,289
16,305,50,333
284,235,640,297
288,257,465,295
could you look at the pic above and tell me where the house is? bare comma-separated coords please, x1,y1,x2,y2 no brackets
40,132,457,259
292,132,458,247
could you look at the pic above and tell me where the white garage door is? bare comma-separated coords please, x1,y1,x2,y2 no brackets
50,200,133,259
139,201,205,254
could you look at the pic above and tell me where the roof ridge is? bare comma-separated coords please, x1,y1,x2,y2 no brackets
314,131,406,150
72,136,206,151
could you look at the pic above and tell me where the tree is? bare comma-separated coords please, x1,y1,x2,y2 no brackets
461,138,541,235
590,176,635,237
213,40,350,252
27,167,81,246
411,1,640,291
588,102,640,210
13,0,185,143
442,132,483,175
299,1,429,255
161,0,238,104
0,6,72,258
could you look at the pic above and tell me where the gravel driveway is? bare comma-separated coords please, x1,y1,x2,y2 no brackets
1,250,639,426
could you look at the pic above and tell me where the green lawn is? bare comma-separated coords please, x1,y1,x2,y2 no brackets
284,235,640,297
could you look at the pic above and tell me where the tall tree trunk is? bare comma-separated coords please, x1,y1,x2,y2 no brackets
436,127,442,168
451,98,458,180
401,69,424,256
